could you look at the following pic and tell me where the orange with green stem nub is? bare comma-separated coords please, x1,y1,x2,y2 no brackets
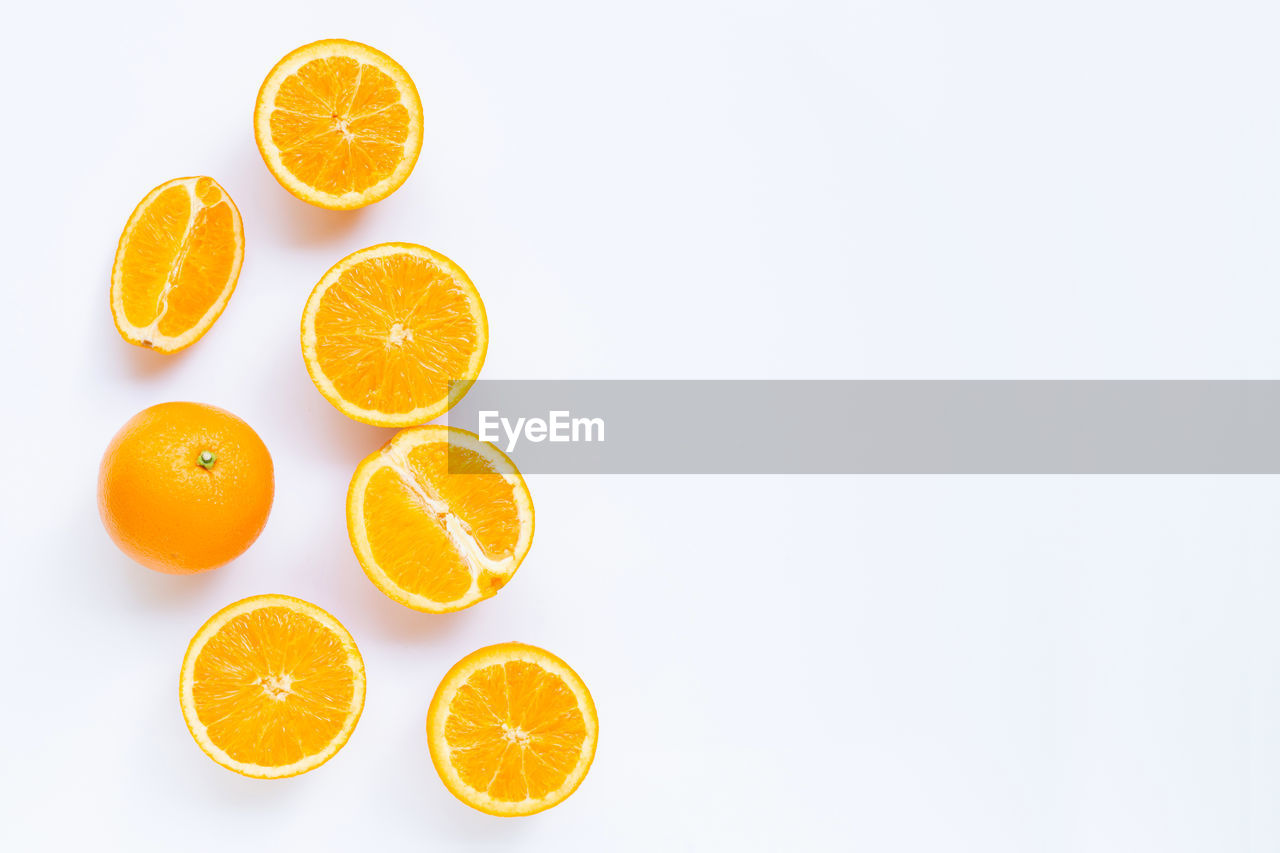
98,402,274,573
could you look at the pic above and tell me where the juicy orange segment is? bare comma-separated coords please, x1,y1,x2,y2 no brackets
110,176,244,353
301,243,488,427
347,426,534,613
254,39,424,209
179,595,365,779
427,643,598,816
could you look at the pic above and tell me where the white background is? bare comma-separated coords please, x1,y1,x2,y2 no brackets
3,1,1280,850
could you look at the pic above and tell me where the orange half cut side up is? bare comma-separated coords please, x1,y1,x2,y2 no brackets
347,426,534,613
427,643,599,816
254,39,424,210
179,594,365,779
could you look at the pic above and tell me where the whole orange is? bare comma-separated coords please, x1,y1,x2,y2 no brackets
98,402,274,573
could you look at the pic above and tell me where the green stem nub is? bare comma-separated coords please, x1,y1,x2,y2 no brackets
197,450,217,470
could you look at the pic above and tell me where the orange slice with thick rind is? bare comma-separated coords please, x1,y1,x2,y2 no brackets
179,594,365,779
110,176,244,353
301,243,487,427
427,643,599,816
347,426,534,613
254,39,424,210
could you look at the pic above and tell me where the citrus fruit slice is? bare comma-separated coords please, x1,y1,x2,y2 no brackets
254,39,424,209
180,595,365,779
347,426,533,612
110,176,244,353
301,243,488,427
427,643,598,816
98,402,274,574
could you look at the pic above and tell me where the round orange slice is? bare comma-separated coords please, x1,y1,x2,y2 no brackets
347,426,534,613
179,595,366,779
301,243,488,427
254,39,424,209
110,176,244,353
428,643,598,816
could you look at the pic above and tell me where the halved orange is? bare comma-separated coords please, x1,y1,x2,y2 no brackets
254,39,424,210
428,643,598,816
179,595,365,779
110,176,244,353
347,426,533,613
301,243,487,427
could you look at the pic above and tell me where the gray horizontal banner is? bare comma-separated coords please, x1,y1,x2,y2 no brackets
444,380,1280,474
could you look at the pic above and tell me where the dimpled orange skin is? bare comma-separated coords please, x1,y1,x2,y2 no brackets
98,402,274,573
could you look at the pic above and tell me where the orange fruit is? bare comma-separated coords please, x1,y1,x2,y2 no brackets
180,595,366,778
110,176,244,353
98,402,274,573
301,243,488,427
427,643,598,816
254,39,424,210
347,426,533,613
